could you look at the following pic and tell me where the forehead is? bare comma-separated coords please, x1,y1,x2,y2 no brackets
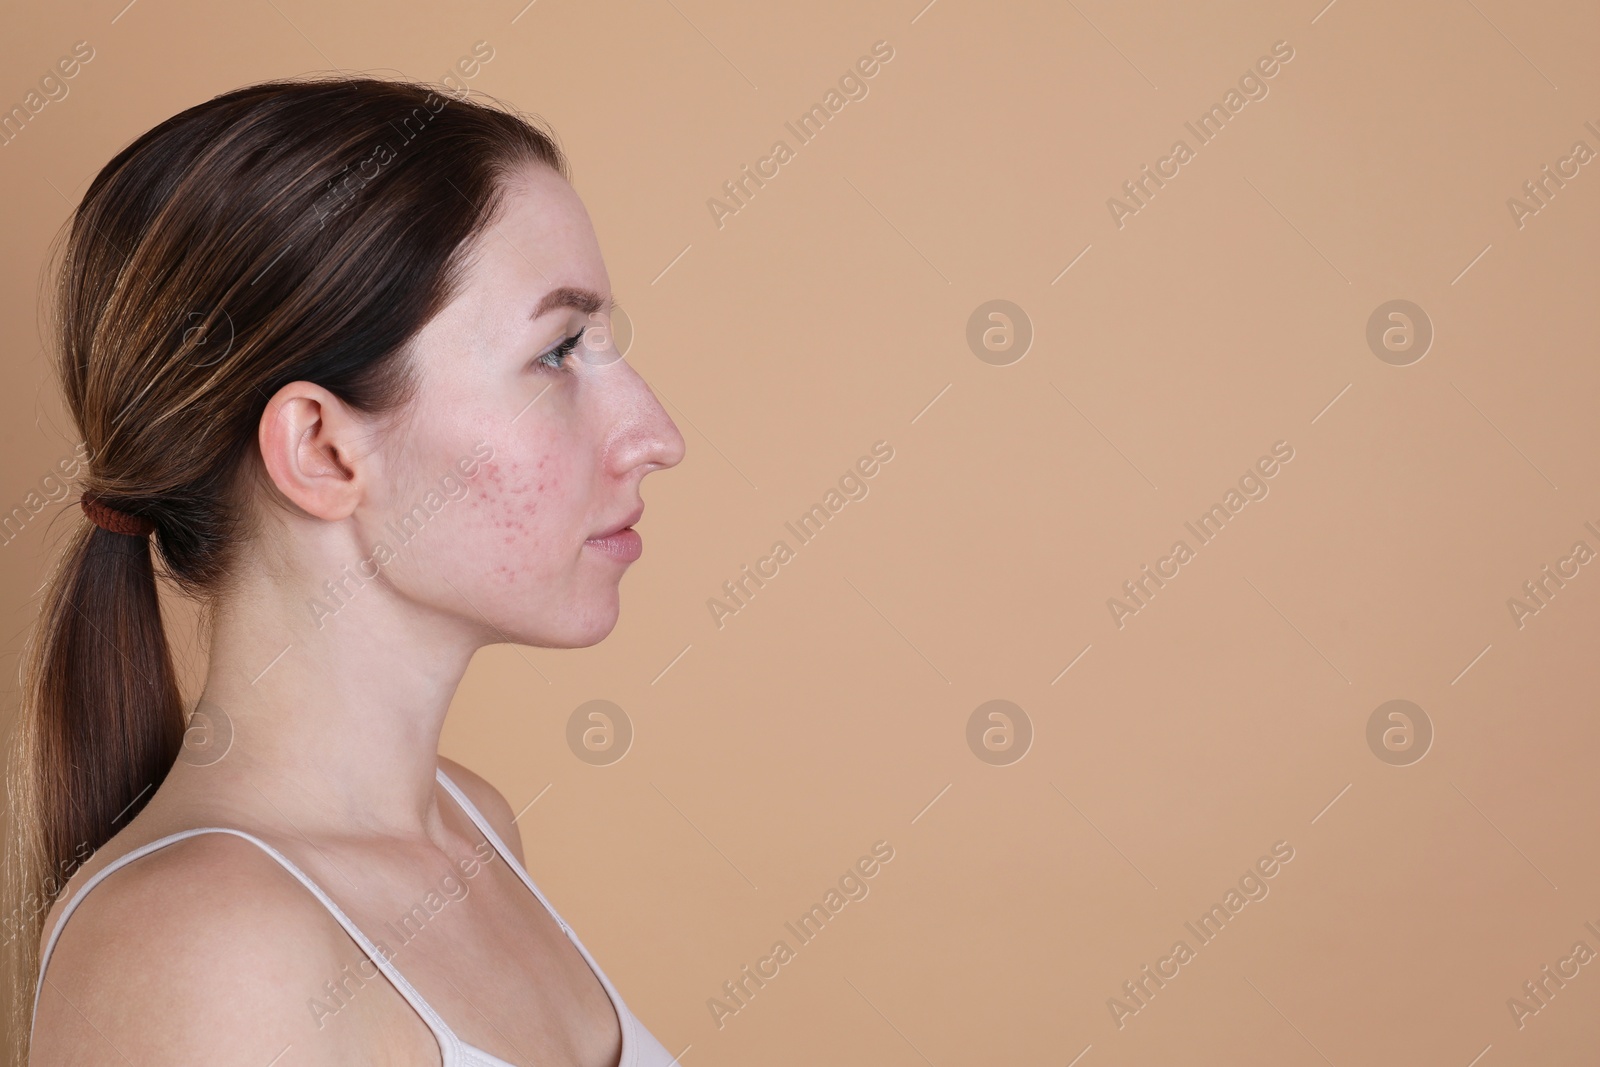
463,163,608,304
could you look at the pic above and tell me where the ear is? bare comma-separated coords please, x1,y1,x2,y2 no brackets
258,381,376,523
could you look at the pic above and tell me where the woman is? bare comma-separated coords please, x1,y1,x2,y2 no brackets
10,75,686,1066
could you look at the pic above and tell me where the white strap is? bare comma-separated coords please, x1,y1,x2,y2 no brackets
29,823,462,1061
433,768,571,935
435,769,639,1063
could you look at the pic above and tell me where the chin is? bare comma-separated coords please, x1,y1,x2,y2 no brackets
511,596,621,649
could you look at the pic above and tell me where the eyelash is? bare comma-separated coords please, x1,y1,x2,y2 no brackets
535,329,585,371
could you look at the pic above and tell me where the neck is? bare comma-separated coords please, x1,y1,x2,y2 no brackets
180,551,483,841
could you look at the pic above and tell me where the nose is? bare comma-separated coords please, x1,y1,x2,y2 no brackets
605,361,686,478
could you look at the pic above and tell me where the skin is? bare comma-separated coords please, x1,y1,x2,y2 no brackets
30,162,685,1066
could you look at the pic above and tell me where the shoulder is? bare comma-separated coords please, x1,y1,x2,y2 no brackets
437,754,525,865
29,832,425,1065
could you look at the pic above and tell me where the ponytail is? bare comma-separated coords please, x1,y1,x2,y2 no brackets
6,516,184,1060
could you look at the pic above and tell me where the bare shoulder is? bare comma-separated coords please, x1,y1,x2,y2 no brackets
437,754,525,864
29,832,432,1066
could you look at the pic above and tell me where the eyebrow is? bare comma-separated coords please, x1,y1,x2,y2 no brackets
532,286,614,320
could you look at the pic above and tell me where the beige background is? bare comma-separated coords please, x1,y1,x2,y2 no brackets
4,0,1599,1063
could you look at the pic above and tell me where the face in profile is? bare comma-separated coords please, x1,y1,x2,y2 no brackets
365,162,685,649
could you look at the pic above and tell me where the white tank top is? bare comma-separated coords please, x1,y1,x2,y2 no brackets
30,767,680,1067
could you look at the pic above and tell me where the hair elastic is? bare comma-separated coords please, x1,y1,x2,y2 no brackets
80,494,154,538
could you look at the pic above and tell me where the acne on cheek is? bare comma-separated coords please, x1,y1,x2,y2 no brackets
461,456,536,586
464,453,560,552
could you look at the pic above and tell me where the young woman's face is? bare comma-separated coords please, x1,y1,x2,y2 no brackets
374,162,684,648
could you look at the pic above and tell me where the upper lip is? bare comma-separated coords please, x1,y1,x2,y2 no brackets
589,504,644,540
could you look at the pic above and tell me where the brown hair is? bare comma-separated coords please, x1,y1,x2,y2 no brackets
5,74,566,1059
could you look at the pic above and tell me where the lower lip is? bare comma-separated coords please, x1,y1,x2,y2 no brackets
584,527,642,562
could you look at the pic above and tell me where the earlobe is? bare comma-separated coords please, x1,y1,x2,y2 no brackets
258,382,366,522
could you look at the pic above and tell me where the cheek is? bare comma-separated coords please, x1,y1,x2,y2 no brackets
460,451,573,582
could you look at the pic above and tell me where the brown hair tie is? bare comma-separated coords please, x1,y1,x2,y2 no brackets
80,494,154,538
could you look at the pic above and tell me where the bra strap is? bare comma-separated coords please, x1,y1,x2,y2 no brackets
29,825,462,1061
433,767,572,935
436,766,640,1061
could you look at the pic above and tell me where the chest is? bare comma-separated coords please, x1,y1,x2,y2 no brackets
329,846,623,1067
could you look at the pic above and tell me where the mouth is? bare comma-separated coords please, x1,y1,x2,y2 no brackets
584,504,645,562
588,504,644,540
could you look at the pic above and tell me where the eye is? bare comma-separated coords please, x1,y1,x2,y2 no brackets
534,329,585,371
